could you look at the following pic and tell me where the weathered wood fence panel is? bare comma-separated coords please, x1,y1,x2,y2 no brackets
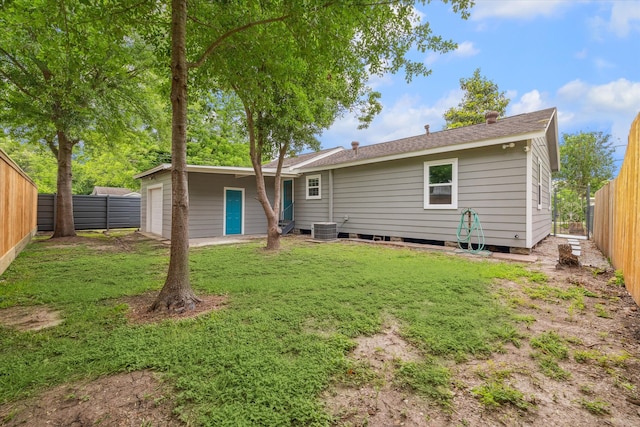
594,113,640,305
37,194,141,231
0,148,38,276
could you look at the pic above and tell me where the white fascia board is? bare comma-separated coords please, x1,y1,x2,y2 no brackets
134,164,300,179
260,168,301,178
287,147,345,170
546,109,561,172
133,163,171,179
187,165,300,178
298,131,545,173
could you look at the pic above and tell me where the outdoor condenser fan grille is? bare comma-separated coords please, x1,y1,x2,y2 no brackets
312,222,337,241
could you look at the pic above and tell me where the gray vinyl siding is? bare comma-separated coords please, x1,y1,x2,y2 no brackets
293,171,330,229
188,173,273,238
139,171,274,239
295,142,529,247
139,171,172,239
531,135,553,246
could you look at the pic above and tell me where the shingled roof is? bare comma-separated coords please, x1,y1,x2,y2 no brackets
263,147,342,169
274,107,558,172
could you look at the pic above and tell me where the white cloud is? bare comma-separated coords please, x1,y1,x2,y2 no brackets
589,2,640,39
509,90,548,115
574,48,588,60
367,73,395,90
558,78,640,114
470,0,573,20
557,79,589,101
424,41,479,66
424,52,440,66
594,57,615,70
319,91,463,148
608,2,640,37
454,41,480,58
556,79,640,154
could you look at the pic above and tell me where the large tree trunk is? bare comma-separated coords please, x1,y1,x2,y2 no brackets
52,130,76,238
150,0,199,312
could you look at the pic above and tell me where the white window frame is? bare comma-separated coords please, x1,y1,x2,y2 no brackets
424,158,458,209
306,174,321,200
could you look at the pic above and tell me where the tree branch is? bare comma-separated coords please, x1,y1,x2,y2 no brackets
0,68,37,100
188,14,290,69
45,135,59,158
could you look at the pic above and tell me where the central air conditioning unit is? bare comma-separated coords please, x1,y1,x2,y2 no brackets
311,222,337,241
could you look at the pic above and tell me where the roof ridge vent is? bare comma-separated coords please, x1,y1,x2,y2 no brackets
485,111,499,124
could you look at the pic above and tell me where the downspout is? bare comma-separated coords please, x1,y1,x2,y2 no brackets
525,140,533,248
329,169,334,222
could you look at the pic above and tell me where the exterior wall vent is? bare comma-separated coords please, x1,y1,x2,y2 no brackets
311,222,337,241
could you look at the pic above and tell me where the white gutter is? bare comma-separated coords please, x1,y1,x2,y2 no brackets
134,164,300,179
525,141,533,248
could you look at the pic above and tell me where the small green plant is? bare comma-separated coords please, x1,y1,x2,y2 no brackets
530,331,570,380
579,398,610,415
337,360,379,387
594,304,611,318
537,355,571,380
472,380,529,410
608,270,625,287
579,384,594,395
530,331,568,359
472,362,531,410
523,284,597,316
512,314,536,326
614,377,636,393
395,360,452,407
574,349,630,368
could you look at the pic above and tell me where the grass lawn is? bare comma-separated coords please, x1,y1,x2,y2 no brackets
0,232,539,426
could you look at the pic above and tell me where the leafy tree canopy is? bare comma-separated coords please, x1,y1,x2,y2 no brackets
0,0,162,235
554,131,615,194
443,68,510,129
179,1,472,250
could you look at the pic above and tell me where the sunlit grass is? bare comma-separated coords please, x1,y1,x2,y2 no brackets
0,233,537,425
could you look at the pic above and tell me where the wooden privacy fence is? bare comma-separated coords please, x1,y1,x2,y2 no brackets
594,112,640,306
0,148,38,276
37,194,140,231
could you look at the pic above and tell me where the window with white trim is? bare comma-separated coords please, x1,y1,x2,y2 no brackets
424,158,458,209
306,174,321,200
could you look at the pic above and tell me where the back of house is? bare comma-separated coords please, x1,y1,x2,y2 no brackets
136,108,559,253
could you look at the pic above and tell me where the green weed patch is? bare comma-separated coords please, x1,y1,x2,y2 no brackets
0,234,535,425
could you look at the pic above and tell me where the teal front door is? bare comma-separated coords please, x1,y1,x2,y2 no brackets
225,189,243,235
282,180,293,221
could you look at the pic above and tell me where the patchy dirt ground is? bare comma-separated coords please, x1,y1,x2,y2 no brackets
1,234,640,426
322,236,640,426
0,371,182,427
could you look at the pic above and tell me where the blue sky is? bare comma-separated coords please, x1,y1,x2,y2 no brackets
318,0,640,170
